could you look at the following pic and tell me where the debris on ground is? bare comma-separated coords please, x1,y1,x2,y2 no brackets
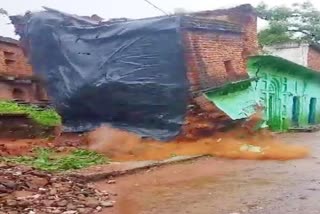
107,180,116,184
0,165,115,214
240,144,263,153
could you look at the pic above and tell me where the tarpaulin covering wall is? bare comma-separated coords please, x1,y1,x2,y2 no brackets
12,9,189,140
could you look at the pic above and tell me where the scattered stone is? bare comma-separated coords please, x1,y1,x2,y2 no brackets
49,188,57,195
2,180,17,189
6,199,18,207
62,211,78,214
67,203,77,210
57,200,68,207
107,180,116,184
27,176,49,189
86,197,100,208
0,165,115,213
0,184,8,193
14,190,34,199
78,208,92,213
43,199,55,207
100,200,114,207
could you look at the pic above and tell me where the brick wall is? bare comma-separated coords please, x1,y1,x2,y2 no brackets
0,82,13,100
183,30,248,92
195,4,258,58
0,42,32,76
0,80,48,102
307,46,320,71
178,11,257,140
0,40,49,103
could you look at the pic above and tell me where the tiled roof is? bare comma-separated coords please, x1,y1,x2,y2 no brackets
0,36,19,45
192,4,256,16
181,16,242,33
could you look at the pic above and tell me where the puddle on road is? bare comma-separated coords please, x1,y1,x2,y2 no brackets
86,126,310,161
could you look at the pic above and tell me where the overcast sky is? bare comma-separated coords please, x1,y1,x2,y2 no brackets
1,0,320,38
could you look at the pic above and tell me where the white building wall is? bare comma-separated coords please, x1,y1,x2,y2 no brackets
264,43,309,67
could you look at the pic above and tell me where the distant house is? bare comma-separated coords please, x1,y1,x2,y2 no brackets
248,55,320,131
264,43,320,72
0,36,48,103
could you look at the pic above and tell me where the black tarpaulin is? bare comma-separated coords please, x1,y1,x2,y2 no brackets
12,9,189,141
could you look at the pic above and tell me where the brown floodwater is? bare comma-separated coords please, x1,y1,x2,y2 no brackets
86,126,310,161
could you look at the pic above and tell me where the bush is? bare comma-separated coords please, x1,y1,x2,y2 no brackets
0,101,61,127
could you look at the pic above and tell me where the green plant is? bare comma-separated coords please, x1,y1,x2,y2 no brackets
0,101,61,127
1,148,109,172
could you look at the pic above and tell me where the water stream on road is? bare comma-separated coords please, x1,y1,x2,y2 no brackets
86,126,310,161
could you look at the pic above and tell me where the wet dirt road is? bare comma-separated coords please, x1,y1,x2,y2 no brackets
95,132,320,214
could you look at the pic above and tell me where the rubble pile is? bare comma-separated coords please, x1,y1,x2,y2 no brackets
0,165,115,214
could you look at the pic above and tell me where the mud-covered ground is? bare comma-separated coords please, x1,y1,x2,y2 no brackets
94,132,320,214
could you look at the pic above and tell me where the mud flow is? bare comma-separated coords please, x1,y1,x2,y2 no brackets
86,125,310,162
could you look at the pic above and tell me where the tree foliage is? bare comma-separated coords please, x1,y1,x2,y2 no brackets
0,8,8,16
257,2,320,46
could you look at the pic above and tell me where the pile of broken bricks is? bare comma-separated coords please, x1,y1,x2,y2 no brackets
0,164,115,214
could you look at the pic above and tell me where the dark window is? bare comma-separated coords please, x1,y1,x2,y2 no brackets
224,60,235,75
5,59,15,65
3,51,16,66
12,88,25,101
3,51,14,57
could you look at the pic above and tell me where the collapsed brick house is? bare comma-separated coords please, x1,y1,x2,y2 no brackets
10,4,259,140
0,36,48,103
177,4,259,139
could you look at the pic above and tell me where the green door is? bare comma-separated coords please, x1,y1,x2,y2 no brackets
292,96,300,127
308,98,317,125
267,94,281,130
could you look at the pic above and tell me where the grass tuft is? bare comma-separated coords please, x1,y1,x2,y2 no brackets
1,148,108,172
0,101,61,127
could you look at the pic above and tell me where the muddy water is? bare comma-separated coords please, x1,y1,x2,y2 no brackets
86,126,309,161
95,132,320,214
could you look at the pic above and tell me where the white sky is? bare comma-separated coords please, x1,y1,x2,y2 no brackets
1,0,319,38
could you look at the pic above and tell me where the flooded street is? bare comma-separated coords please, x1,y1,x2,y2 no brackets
94,132,320,214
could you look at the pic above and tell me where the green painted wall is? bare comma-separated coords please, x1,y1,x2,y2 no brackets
205,87,257,120
248,56,320,131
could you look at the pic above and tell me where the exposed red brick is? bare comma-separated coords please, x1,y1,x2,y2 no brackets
183,30,248,92
0,39,48,103
0,42,32,76
194,4,259,58
176,6,259,140
308,46,320,71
